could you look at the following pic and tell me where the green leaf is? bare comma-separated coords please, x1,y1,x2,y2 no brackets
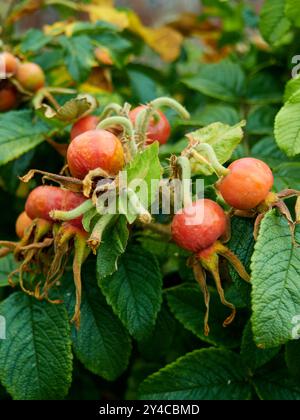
20,29,52,53
98,245,162,340
182,59,246,102
128,69,158,103
95,32,132,67
251,211,300,348
0,254,17,287
189,121,245,176
259,0,291,45
62,264,131,381
167,285,243,348
251,136,291,168
96,215,129,280
0,293,72,400
241,322,280,371
253,358,300,400
139,348,252,400
138,302,177,361
193,104,241,126
286,340,300,381
274,98,300,156
273,163,300,191
0,150,34,194
285,0,300,27
246,107,277,135
58,35,94,83
284,75,300,102
0,110,50,166
246,73,282,104
226,217,254,309
119,142,162,223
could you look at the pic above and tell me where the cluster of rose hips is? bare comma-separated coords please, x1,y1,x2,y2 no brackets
0,97,186,327
1,93,298,334
0,51,45,112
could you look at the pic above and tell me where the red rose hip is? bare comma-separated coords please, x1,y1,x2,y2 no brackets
218,158,274,210
130,105,171,145
67,129,125,179
70,115,100,141
171,199,227,253
25,186,65,222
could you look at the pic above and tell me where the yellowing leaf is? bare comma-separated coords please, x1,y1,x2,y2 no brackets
44,21,76,37
83,4,182,62
83,5,129,29
127,11,183,62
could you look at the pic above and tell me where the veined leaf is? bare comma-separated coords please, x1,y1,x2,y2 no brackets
167,285,243,348
241,322,280,371
182,60,246,102
259,0,291,45
0,110,51,166
98,245,162,340
274,98,300,157
251,211,300,348
254,358,300,400
96,216,129,280
139,348,252,400
0,293,72,400
63,264,131,381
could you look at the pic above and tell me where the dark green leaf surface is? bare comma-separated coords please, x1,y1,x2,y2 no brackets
96,216,129,280
0,293,72,400
167,285,242,348
251,211,300,348
139,348,252,400
99,246,162,340
0,111,50,166
63,265,131,381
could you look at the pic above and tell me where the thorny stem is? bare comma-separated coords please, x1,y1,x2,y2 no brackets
51,199,94,222
87,214,116,254
176,156,192,208
191,144,230,178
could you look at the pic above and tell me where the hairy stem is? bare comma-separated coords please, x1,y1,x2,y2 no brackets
87,214,116,254
191,144,230,177
51,199,94,222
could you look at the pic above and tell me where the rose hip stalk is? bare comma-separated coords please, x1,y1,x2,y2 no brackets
172,199,250,335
